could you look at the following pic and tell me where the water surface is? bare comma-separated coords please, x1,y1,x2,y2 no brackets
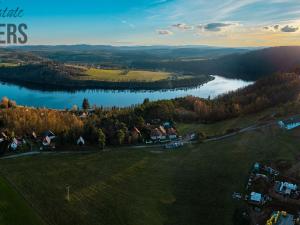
0,76,253,109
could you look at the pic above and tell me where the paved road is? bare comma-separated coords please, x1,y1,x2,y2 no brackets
203,121,277,142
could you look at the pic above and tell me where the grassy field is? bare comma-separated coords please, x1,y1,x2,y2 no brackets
0,116,300,225
0,176,45,225
0,63,19,67
177,108,275,137
82,68,173,82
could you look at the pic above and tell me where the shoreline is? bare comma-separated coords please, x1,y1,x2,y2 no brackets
0,75,214,92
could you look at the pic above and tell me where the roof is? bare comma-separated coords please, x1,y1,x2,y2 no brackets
277,182,298,193
159,126,167,135
132,127,141,135
250,192,262,202
43,130,55,137
167,128,177,135
267,212,295,225
279,116,300,130
43,136,51,146
32,131,37,139
151,128,162,137
77,136,85,145
1,132,7,139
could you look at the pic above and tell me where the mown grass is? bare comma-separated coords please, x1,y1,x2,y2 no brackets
82,68,172,82
0,176,45,225
0,120,299,225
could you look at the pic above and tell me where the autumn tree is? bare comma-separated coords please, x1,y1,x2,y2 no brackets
0,97,9,108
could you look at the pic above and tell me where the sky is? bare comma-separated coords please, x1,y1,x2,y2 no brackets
2,0,300,47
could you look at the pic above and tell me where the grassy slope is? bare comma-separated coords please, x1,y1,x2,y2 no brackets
0,176,45,225
177,109,274,136
83,68,172,82
0,115,300,225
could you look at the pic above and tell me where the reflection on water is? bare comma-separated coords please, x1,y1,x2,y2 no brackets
0,76,253,109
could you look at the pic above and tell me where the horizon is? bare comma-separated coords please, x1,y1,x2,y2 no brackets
2,0,300,47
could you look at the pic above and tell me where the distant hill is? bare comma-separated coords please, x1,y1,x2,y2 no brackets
132,46,300,80
10,45,250,65
6,45,300,81
0,48,45,64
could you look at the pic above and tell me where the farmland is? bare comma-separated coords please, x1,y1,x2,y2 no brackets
82,68,174,82
0,115,300,225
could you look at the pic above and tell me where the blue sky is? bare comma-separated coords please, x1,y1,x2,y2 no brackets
3,0,300,46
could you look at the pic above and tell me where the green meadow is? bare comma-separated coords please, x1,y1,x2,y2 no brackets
0,113,299,225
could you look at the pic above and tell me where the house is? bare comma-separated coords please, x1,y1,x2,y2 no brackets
150,128,162,141
278,117,300,130
77,136,85,146
275,181,298,196
42,136,51,146
248,192,265,205
79,112,88,119
266,211,295,225
158,126,167,140
167,127,177,140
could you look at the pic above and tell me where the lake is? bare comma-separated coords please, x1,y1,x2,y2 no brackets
0,76,253,109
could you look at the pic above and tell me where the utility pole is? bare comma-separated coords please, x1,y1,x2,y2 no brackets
66,185,70,201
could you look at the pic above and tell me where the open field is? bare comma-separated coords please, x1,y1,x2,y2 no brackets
0,63,19,67
82,68,173,82
0,176,45,225
1,117,300,225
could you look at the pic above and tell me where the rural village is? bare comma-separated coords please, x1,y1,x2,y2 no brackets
232,117,300,225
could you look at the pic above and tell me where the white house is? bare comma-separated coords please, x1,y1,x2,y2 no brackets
77,136,85,146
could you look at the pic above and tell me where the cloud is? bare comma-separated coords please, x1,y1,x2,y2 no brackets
201,22,234,32
172,23,193,30
263,24,299,33
157,29,173,35
281,25,299,32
